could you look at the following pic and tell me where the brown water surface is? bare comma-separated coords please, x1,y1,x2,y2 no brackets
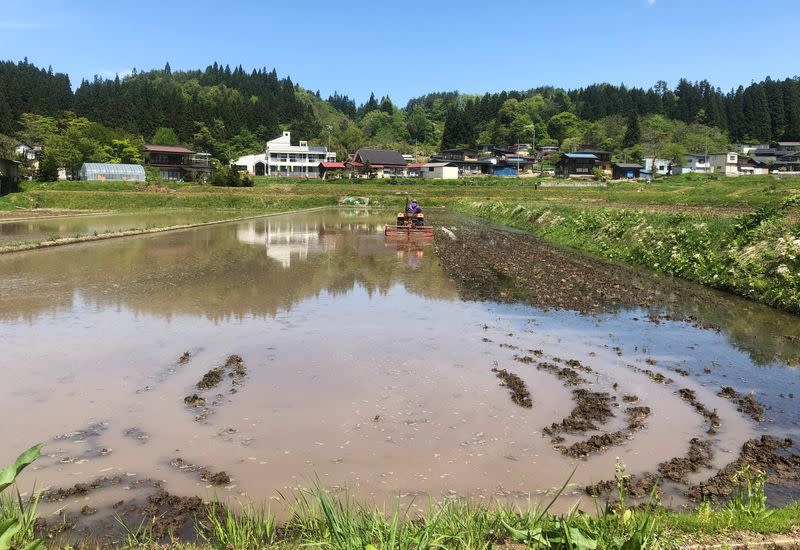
0,208,797,531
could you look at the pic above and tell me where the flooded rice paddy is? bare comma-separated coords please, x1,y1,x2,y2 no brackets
0,208,798,538
0,210,243,246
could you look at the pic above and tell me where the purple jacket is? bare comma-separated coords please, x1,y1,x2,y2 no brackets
407,202,422,213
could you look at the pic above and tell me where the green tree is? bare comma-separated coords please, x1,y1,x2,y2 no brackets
622,112,641,148
547,112,582,145
151,127,181,145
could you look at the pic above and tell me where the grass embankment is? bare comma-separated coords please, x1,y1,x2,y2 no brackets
452,197,800,315
2,174,799,213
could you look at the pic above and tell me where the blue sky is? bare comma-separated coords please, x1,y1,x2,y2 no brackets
1,0,798,107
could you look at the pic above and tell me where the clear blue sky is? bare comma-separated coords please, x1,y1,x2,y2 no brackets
2,0,798,107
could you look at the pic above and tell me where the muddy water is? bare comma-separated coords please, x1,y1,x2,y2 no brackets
0,210,242,245
0,209,798,534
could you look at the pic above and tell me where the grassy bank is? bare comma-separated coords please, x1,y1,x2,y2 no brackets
2,175,799,213
452,198,800,315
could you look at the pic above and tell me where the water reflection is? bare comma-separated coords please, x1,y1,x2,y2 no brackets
0,210,458,324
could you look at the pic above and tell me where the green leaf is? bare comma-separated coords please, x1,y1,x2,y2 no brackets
568,527,598,549
0,518,22,550
0,444,42,494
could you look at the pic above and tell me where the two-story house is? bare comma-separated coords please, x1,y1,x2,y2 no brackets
143,145,211,181
673,154,711,175
709,152,739,177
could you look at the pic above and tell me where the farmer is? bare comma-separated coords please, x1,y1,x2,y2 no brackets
407,199,422,214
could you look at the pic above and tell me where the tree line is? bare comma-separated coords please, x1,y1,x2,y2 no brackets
1,57,799,175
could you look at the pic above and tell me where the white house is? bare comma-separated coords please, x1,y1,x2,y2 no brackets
266,131,336,177
673,154,711,175
233,153,267,176
233,131,336,177
709,152,739,177
644,158,673,175
420,162,458,180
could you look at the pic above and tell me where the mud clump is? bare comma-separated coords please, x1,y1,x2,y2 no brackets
657,438,714,482
183,394,206,407
674,368,690,377
196,366,225,390
686,436,800,502
587,473,661,500
491,367,533,408
678,388,721,434
717,386,765,422
513,354,534,364
178,351,191,364
564,406,651,458
142,489,206,540
622,394,639,403
537,362,586,387
545,389,615,440
200,468,231,486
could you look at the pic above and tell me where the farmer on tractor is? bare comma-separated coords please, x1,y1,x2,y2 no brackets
407,199,422,214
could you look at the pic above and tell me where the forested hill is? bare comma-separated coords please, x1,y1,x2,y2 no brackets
1,58,799,167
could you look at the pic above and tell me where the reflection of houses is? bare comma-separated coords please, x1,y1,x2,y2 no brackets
0,157,21,195
143,145,211,181
237,220,328,268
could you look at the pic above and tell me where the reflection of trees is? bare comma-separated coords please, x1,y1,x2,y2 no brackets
0,212,457,325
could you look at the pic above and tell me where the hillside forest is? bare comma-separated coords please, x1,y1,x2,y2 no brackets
2,58,799,179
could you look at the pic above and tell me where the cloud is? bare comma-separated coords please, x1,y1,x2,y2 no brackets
647,0,656,4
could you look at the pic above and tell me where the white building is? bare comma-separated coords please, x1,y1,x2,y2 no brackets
420,162,458,180
644,158,673,175
233,131,336,177
673,154,711,175
709,152,739,177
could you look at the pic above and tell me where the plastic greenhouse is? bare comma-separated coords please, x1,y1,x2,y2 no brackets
79,163,146,181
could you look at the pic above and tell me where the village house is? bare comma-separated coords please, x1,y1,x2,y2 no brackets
576,147,613,173
233,131,337,177
612,163,644,180
143,144,211,181
708,152,740,176
776,142,800,152
738,157,770,175
350,148,408,178
420,162,458,180
430,147,482,176
644,158,673,175
556,152,597,177
673,153,711,174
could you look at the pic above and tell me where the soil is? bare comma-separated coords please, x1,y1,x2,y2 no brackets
678,388,721,434
170,457,231,486
536,362,586,387
657,438,714,482
122,427,149,443
718,386,766,422
178,351,191,364
196,366,225,390
43,476,160,502
564,406,652,459
544,389,615,438
432,223,720,315
141,489,207,540
685,436,800,502
491,367,533,408
183,394,206,407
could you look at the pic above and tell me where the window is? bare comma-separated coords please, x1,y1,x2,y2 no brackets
429,167,435,172
576,167,589,173
729,155,736,162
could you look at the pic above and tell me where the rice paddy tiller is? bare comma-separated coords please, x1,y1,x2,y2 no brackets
384,195,434,238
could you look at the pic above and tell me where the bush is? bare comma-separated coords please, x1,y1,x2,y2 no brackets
211,166,253,187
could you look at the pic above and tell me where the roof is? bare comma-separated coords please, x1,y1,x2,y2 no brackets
309,145,328,152
422,162,455,168
144,144,195,154
353,148,408,166
614,163,643,169
406,163,425,169
563,153,598,159
0,157,22,164
777,142,800,146
320,162,346,169
576,148,611,154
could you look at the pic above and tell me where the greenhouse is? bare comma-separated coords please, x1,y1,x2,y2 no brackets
79,163,146,182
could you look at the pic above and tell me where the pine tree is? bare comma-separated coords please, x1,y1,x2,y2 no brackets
622,111,641,148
